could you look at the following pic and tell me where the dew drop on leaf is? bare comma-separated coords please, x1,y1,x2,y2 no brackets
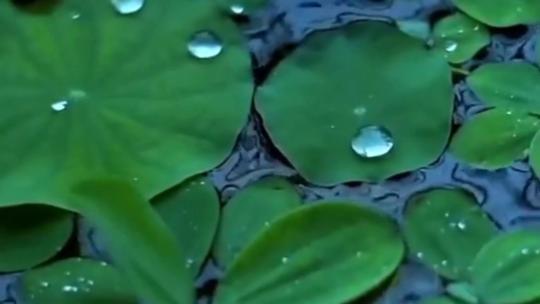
230,4,245,15
187,31,223,59
111,0,144,15
51,100,69,112
445,40,458,52
351,125,394,158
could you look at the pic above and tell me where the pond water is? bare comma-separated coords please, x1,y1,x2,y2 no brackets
2,0,540,303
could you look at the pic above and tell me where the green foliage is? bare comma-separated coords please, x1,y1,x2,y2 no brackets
154,176,220,276
419,296,463,304
397,19,431,40
432,13,490,64
19,258,137,304
404,189,497,280
257,21,453,185
0,205,73,272
215,202,404,304
450,109,540,169
213,177,302,269
453,0,540,27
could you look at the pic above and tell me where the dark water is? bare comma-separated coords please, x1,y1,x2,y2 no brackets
3,0,540,303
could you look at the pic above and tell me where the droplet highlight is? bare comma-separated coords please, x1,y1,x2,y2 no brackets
230,4,245,15
351,125,394,158
187,31,223,59
51,100,69,112
111,0,144,15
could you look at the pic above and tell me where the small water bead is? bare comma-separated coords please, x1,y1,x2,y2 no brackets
230,4,245,15
71,12,81,20
416,252,424,259
351,125,394,158
187,31,224,59
111,0,144,15
445,40,458,52
185,258,194,268
51,100,69,112
62,285,79,293
281,257,289,264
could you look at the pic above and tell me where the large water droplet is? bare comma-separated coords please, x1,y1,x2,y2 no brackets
187,31,223,59
111,0,144,15
351,125,394,158
51,100,69,112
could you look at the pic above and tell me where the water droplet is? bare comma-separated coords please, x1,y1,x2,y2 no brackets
521,248,530,255
187,31,223,59
62,285,78,293
230,4,245,15
457,221,467,230
185,258,194,268
64,271,71,276
40,281,49,288
353,106,367,116
351,125,394,158
111,0,144,15
416,252,424,259
51,100,69,112
264,221,270,228
99,261,108,267
281,257,289,264
473,25,480,31
71,12,81,20
330,124,336,129
441,260,448,266
445,40,458,52
132,177,139,182
356,251,363,258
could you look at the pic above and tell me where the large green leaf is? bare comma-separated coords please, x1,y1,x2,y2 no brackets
154,176,220,276
432,12,490,64
528,131,540,180
69,179,193,304
450,109,540,170
18,258,137,304
0,0,252,208
453,0,540,27
213,177,302,269
214,202,404,304
468,62,540,114
257,21,453,185
0,205,73,272
404,188,498,280
471,230,540,304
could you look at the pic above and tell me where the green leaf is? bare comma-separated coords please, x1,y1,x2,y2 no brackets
213,177,302,269
471,230,540,304
468,62,540,114
420,297,464,304
0,0,252,208
450,109,540,170
432,13,490,64
404,188,498,280
397,19,431,40
528,131,540,180
214,202,404,304
453,0,540,27
257,21,453,185
153,176,220,276
19,258,137,304
69,179,193,304
446,282,479,304
0,205,73,272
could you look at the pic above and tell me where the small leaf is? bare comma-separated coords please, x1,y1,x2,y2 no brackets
450,109,540,170
70,179,193,304
420,297,464,304
453,0,540,27
0,205,73,272
215,202,404,304
468,62,540,114
471,230,540,304
213,177,302,269
19,258,137,304
154,176,220,276
432,13,489,64
404,188,498,280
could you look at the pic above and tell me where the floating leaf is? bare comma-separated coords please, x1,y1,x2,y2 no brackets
70,179,193,304
154,176,220,276
214,202,404,304
432,12,489,64
471,230,540,304
453,0,540,27
213,177,302,269
468,62,540,114
450,109,540,169
0,0,252,208
18,258,137,304
0,205,73,272
257,21,453,185
404,188,497,280
397,19,431,40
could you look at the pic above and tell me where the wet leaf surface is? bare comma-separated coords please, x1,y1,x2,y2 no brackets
453,0,540,27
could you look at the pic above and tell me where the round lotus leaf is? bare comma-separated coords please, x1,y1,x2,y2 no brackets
453,0,540,27
471,230,540,304
450,109,540,170
256,21,453,185
153,176,220,276
0,205,73,272
433,12,490,64
468,62,540,114
0,0,252,208
214,202,404,304
404,188,498,280
213,177,302,269
18,258,136,304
